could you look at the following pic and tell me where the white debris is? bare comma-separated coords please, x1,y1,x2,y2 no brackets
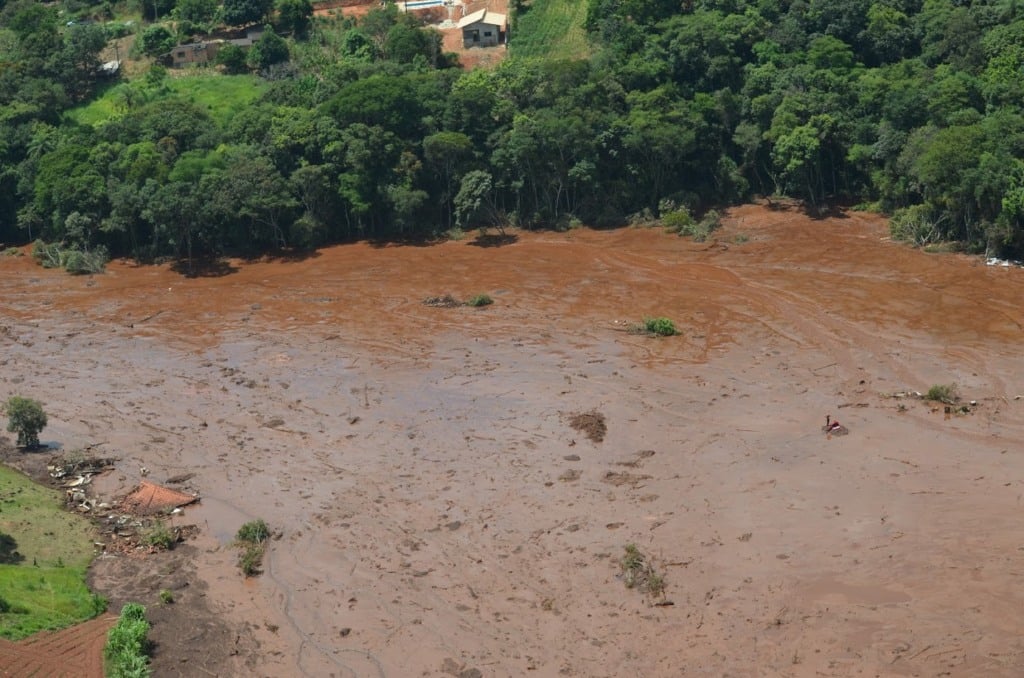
986,257,1023,267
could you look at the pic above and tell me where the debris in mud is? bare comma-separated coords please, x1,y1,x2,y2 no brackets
441,657,483,678
423,294,462,308
48,455,116,511
821,415,849,436
165,473,195,484
121,480,199,515
48,455,115,483
616,450,656,467
97,519,199,555
620,544,667,601
568,410,607,443
601,471,652,487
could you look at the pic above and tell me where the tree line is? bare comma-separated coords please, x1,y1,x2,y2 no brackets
2,0,1024,268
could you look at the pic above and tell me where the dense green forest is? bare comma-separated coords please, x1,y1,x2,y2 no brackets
2,0,1024,270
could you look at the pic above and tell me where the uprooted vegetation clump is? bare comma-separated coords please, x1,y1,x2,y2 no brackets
627,317,679,337
620,544,666,599
422,294,495,308
236,519,271,577
925,383,959,405
568,410,607,443
423,295,462,308
642,317,678,336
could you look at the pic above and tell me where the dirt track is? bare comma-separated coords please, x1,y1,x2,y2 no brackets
0,614,115,678
2,204,1024,676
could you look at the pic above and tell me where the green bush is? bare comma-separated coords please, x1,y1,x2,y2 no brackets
3,396,47,448
104,603,151,678
664,206,722,242
236,519,270,544
890,205,941,246
465,294,494,307
238,543,264,577
144,523,175,551
236,519,270,576
642,317,678,337
32,241,108,275
926,383,958,404
137,25,175,58
216,44,249,74
104,22,134,39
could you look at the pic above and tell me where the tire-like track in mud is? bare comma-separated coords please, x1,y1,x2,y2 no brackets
0,615,116,678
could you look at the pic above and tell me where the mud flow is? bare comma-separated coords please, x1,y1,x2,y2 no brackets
2,204,1023,676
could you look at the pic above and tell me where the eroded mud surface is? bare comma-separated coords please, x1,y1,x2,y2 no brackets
2,204,1024,677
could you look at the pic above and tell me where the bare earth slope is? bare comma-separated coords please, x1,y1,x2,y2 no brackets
1,204,1023,677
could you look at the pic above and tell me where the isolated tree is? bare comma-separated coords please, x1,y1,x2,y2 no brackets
223,0,273,26
246,27,289,71
138,24,175,57
4,396,48,448
276,0,312,35
175,0,219,25
216,44,249,73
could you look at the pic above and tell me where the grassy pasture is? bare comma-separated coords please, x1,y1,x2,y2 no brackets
0,465,103,640
510,0,591,60
67,73,267,127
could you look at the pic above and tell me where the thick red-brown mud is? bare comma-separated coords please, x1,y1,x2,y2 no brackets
2,204,1024,676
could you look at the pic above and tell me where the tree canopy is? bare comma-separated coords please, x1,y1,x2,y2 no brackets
2,0,1024,262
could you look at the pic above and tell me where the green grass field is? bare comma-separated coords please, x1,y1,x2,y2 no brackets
67,73,267,127
0,465,103,640
510,0,591,60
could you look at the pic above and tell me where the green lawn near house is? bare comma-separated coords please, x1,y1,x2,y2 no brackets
67,73,267,127
0,464,105,640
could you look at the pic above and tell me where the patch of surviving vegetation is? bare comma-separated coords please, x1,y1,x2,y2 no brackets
3,395,47,449
423,295,462,308
629,317,678,337
0,463,105,640
620,544,666,600
104,602,152,678
236,519,271,577
925,383,959,405
32,241,109,275
423,294,495,308
143,522,176,552
569,410,607,443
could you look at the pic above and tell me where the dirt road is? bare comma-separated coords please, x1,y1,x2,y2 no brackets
2,204,1023,676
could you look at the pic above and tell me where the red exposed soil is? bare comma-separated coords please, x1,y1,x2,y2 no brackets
0,614,116,678
313,0,510,69
2,203,1024,676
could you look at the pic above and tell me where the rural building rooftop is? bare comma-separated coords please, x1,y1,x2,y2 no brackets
457,8,507,28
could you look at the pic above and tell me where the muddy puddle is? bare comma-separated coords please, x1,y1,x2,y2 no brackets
2,204,1024,676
